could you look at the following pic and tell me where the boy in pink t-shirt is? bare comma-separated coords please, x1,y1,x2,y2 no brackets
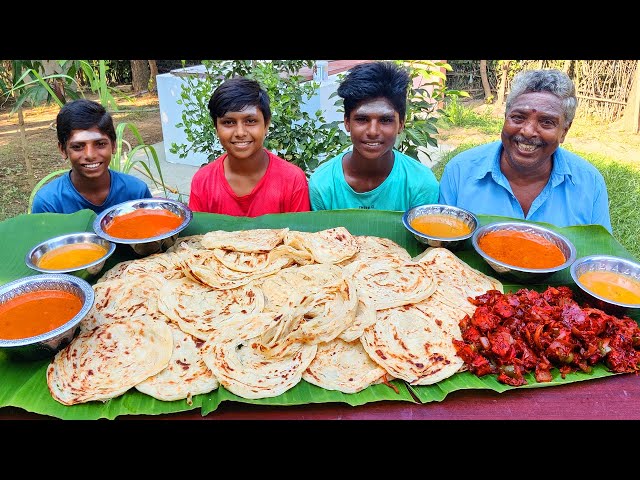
188,77,310,216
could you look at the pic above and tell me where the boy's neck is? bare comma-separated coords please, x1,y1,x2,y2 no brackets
345,148,395,175
224,148,269,175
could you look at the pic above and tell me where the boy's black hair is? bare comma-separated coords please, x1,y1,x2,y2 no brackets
208,77,272,127
56,98,116,148
337,61,411,120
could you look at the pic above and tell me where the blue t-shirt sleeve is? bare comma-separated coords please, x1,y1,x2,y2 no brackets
31,192,54,213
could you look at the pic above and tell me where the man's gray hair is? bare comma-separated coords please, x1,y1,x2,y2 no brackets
506,69,577,127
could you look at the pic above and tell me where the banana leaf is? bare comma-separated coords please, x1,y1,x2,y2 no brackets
0,209,636,419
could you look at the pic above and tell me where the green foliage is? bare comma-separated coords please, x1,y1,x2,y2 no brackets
395,60,467,163
170,60,350,174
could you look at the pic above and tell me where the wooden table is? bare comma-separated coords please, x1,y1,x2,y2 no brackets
2,372,637,420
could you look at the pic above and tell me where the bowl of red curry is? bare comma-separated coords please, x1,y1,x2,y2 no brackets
471,221,577,284
0,274,94,361
93,198,192,257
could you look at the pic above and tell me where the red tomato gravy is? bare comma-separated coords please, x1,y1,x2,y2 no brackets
0,289,82,340
105,208,182,239
478,230,566,269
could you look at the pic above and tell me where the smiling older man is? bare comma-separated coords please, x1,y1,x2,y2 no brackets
438,69,612,233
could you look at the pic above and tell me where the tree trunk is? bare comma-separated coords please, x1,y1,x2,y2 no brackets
496,60,511,106
620,60,640,133
41,60,66,104
17,106,35,189
562,60,572,74
131,60,151,93
479,60,492,103
148,60,158,92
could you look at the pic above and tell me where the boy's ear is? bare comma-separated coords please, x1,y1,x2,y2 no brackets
344,117,351,133
397,119,405,134
57,142,66,159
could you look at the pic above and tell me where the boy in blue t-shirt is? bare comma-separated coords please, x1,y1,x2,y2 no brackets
308,61,438,211
31,99,151,214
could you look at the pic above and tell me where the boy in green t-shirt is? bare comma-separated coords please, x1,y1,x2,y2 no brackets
308,61,439,211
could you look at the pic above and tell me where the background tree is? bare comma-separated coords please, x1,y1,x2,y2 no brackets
480,60,492,103
621,60,640,134
131,60,150,93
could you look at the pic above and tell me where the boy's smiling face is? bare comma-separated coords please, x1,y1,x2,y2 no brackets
344,97,403,161
60,127,114,180
215,106,270,161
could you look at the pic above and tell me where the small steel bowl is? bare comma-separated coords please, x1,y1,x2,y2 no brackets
25,232,116,281
570,255,640,314
93,198,192,257
0,274,94,361
472,221,577,283
402,204,478,251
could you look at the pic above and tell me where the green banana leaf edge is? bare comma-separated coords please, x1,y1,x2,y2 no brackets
0,209,636,419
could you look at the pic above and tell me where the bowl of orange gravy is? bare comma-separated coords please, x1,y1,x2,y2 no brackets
471,221,577,283
570,255,640,314
0,274,94,360
93,198,192,257
402,204,478,251
25,232,116,280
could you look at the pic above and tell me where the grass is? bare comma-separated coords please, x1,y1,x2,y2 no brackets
437,97,503,135
434,144,640,260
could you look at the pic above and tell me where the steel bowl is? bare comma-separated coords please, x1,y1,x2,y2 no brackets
0,274,94,361
570,255,640,314
402,204,478,251
93,198,192,257
25,232,115,281
472,221,577,283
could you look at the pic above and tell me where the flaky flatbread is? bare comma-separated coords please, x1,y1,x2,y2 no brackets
202,313,317,399
157,277,264,340
135,323,219,403
344,255,436,310
201,228,288,252
361,301,464,385
284,227,359,264
47,318,173,405
417,247,503,316
303,338,389,393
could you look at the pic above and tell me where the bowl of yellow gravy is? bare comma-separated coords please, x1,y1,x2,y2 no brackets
570,254,640,314
25,232,116,281
402,204,478,251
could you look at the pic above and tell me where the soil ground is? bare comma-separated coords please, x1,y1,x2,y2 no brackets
1,95,639,221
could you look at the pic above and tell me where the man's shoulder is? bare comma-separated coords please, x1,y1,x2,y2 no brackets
445,141,500,173
451,141,500,160
556,147,606,181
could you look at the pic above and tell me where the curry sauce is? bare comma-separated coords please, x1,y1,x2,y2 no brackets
478,230,565,269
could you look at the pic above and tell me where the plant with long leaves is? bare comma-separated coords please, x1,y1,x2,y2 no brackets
1,60,173,208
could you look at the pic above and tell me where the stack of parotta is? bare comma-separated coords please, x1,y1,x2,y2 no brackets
46,226,502,405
